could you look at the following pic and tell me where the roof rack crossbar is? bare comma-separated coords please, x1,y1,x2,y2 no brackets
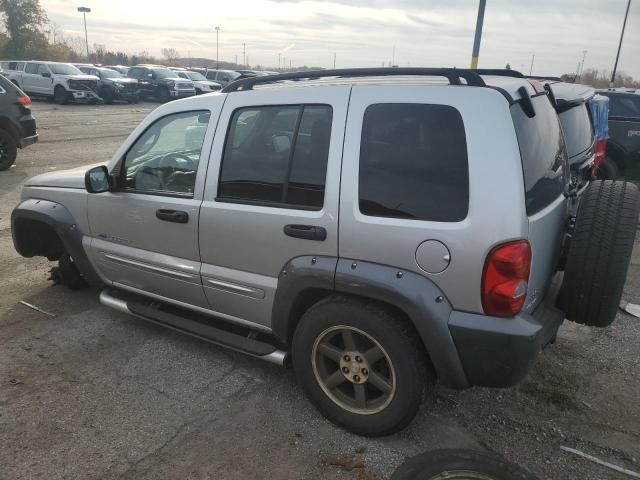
222,67,486,92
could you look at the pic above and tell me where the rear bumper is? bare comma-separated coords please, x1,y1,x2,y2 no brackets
448,283,564,388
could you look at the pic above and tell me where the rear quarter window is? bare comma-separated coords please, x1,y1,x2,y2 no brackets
358,103,469,222
511,95,568,216
558,104,594,159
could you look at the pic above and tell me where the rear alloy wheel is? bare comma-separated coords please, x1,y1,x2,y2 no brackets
54,86,68,105
560,180,640,327
292,296,430,436
0,128,18,171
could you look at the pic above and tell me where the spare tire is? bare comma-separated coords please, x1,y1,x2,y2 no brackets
391,449,540,480
560,180,640,327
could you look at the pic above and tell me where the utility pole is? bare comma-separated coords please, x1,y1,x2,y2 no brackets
242,42,246,66
278,53,281,71
470,0,486,69
333,52,336,70
580,50,588,78
215,26,220,70
529,53,535,75
77,7,91,59
391,46,396,67
611,0,632,87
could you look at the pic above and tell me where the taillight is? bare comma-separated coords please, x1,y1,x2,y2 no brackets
17,94,31,107
482,240,532,317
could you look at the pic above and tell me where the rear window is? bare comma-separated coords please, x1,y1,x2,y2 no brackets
558,104,594,159
511,95,568,216
606,94,640,118
359,103,469,222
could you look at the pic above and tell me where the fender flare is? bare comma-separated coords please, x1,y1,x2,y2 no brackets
11,198,102,287
271,256,469,389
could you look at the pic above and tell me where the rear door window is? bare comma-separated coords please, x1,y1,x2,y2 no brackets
25,63,39,74
511,95,568,215
218,104,333,209
358,103,469,222
558,104,594,159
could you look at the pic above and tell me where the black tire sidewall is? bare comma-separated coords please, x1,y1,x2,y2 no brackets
596,156,619,180
102,88,113,104
159,88,171,103
54,87,68,105
0,128,17,170
292,296,427,436
391,449,540,480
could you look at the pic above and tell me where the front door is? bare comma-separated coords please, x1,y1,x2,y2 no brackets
87,107,217,307
198,85,350,329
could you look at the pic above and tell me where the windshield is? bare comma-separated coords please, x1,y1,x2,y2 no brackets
153,69,179,79
99,69,122,79
186,71,207,81
48,63,82,75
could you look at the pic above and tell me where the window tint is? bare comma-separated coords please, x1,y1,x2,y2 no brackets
511,95,568,215
36,64,49,75
218,104,333,209
122,111,210,196
359,103,469,222
607,94,640,118
25,63,39,74
558,104,594,159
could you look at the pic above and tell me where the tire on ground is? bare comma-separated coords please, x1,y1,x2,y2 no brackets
49,254,89,290
0,128,18,170
292,295,431,437
54,86,68,105
390,449,540,480
560,180,640,327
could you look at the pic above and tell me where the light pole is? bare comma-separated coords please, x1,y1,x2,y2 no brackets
579,50,588,79
470,0,487,68
611,0,632,87
242,42,246,67
215,26,220,70
77,7,91,59
529,53,535,75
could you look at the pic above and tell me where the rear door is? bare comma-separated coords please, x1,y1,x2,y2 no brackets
22,63,42,94
198,85,350,329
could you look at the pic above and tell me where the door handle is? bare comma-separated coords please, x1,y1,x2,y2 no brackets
156,209,189,223
283,224,327,241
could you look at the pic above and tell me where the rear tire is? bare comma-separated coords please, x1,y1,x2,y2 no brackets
54,86,68,105
596,156,620,180
391,449,540,480
0,128,18,171
560,180,640,327
292,296,430,436
49,254,89,290
102,88,114,104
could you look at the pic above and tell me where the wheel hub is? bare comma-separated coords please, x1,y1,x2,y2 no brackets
339,352,369,384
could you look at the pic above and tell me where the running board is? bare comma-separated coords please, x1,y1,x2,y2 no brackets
99,289,287,366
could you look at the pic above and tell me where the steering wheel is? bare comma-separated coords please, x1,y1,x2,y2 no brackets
158,152,192,171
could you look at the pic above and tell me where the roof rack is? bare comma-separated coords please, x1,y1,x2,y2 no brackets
472,69,563,82
221,67,486,93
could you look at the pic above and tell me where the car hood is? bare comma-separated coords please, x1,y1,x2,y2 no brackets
194,80,221,87
61,74,99,81
108,78,137,84
25,163,103,189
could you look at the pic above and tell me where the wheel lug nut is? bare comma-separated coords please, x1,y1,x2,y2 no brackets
355,356,362,363
362,368,368,375
344,355,350,362
342,367,349,374
354,375,360,382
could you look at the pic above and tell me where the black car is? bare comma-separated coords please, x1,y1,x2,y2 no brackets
78,66,139,104
0,74,37,170
127,65,195,102
597,88,640,179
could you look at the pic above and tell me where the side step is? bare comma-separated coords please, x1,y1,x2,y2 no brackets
99,289,287,365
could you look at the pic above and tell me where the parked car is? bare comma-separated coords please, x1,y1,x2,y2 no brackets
5,61,101,105
104,65,130,75
204,69,241,86
596,88,640,179
11,68,640,437
127,65,195,102
0,74,38,170
77,66,139,104
175,70,222,94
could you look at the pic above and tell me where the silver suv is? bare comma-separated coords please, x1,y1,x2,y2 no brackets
12,68,639,436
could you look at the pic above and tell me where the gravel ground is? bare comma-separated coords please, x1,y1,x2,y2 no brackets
1,100,639,480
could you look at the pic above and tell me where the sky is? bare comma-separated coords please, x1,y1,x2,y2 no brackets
40,0,639,78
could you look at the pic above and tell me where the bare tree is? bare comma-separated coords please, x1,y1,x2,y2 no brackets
161,47,180,65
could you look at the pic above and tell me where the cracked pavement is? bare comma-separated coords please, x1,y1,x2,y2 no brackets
1,102,639,480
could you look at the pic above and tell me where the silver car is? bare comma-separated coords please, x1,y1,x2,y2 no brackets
12,68,639,436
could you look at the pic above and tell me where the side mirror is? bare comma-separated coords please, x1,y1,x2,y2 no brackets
41,72,51,78
85,165,111,193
